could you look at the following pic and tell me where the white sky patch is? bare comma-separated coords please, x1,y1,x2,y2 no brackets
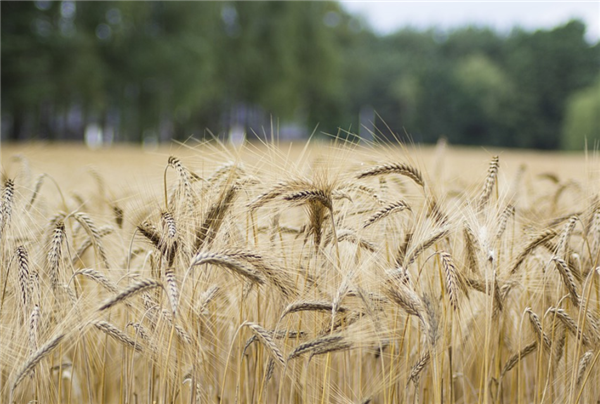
341,1,600,43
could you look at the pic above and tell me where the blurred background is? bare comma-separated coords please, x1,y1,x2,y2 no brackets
1,1,599,150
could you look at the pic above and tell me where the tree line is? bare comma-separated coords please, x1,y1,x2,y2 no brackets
2,1,599,149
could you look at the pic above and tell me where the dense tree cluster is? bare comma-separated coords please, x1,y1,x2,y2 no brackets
2,1,598,149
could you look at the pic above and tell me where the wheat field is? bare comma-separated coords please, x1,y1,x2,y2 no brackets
0,140,598,404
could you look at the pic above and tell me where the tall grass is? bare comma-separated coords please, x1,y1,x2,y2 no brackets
1,141,599,404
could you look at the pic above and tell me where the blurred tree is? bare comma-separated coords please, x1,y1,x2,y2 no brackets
1,2,598,149
2,1,60,140
215,1,343,138
561,76,600,151
449,53,517,146
504,20,599,149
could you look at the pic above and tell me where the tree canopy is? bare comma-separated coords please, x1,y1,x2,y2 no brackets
2,1,599,149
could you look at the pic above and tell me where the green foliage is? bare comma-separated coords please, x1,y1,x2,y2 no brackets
562,77,600,151
1,2,599,149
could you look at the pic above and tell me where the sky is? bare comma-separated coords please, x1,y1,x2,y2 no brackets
340,1,600,43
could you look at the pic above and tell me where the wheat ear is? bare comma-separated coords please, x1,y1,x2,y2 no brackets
98,278,163,311
551,257,580,307
167,156,195,212
70,268,119,294
189,251,265,285
0,178,15,240
92,321,143,352
511,229,556,274
363,200,410,228
576,350,594,386
477,156,499,211
242,322,285,366
73,212,110,268
403,229,448,268
279,301,347,322
526,308,552,351
161,211,177,239
495,204,515,240
439,251,460,311
164,268,180,315
500,340,538,378
11,333,66,397
547,307,591,347
288,335,348,360
356,163,424,187
46,219,65,293
26,174,46,211
408,351,431,385
16,246,31,322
